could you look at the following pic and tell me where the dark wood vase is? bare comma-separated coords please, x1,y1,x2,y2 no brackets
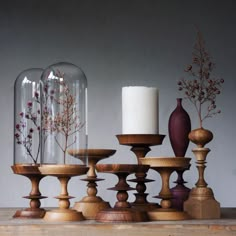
168,98,191,211
168,98,191,157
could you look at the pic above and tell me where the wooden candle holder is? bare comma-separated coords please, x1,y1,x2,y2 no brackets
67,149,116,219
39,165,88,221
141,157,191,220
95,164,149,223
11,164,46,219
116,134,165,210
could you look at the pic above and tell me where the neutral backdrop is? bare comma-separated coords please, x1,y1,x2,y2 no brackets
0,0,235,208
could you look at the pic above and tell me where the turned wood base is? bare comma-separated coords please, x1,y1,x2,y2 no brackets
95,164,150,223
44,209,85,221
13,208,46,219
148,209,190,221
73,200,111,220
11,164,47,219
184,187,221,219
131,202,160,211
95,208,149,223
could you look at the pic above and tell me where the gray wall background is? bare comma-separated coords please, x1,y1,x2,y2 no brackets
0,0,235,208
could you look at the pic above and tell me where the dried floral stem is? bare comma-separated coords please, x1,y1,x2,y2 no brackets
178,29,224,128
15,94,41,164
42,71,83,164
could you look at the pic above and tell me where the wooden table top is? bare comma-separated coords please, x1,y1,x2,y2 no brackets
0,208,235,236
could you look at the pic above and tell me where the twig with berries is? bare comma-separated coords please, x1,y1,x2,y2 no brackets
41,79,56,147
178,30,224,128
53,77,83,163
42,71,84,164
15,96,41,164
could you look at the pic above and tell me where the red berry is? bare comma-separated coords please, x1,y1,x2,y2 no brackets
27,101,33,107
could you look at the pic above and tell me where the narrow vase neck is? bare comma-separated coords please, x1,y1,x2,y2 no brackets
177,98,182,107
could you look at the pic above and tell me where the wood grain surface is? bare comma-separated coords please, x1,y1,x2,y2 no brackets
0,208,235,236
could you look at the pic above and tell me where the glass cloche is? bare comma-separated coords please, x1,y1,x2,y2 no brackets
40,62,88,165
14,68,43,165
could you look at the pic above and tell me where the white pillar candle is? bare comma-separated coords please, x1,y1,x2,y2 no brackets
122,86,159,134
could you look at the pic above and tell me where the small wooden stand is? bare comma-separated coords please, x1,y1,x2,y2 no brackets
95,164,149,223
184,148,221,219
67,149,116,219
11,164,46,219
170,165,191,211
116,134,165,210
39,165,88,221
128,164,154,210
141,157,191,220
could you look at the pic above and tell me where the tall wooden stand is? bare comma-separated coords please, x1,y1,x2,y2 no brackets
184,148,221,219
11,164,46,218
116,134,165,210
39,165,88,221
141,157,191,220
95,164,149,223
67,149,116,219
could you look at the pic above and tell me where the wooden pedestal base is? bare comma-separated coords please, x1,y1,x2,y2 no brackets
73,200,110,220
13,208,45,219
184,146,221,219
12,164,47,219
140,157,191,221
68,149,116,219
44,209,84,221
129,165,160,211
132,202,159,211
96,208,148,223
148,209,190,221
116,134,165,211
39,165,88,222
184,187,221,219
95,164,149,223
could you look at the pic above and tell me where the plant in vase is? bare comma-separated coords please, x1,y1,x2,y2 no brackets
177,29,224,147
15,92,41,164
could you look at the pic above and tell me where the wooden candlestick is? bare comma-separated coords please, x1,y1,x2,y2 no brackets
67,149,116,219
95,164,149,223
39,165,88,221
140,157,191,220
184,147,221,219
116,134,165,210
11,164,46,219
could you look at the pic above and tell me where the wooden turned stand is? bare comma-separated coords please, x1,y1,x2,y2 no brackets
39,165,88,221
11,164,46,218
184,148,221,219
95,164,149,223
116,134,165,210
128,165,154,211
140,157,191,220
170,165,191,211
67,149,116,219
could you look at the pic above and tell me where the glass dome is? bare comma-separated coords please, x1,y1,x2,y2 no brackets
40,62,88,165
14,68,43,165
